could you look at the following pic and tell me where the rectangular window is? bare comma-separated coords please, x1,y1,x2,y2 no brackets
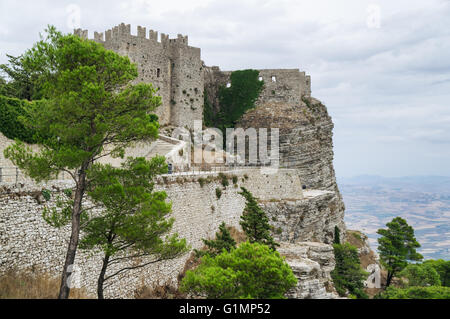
157,68,161,78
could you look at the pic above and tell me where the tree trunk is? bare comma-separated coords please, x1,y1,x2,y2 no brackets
97,254,110,299
58,169,87,299
386,271,394,288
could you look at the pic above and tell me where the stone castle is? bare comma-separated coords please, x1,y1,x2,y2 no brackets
0,24,381,299
75,23,312,128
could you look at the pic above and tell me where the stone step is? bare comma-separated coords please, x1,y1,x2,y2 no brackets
146,140,177,158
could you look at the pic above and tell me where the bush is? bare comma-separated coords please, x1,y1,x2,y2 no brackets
0,95,37,143
399,263,441,287
423,259,450,287
215,188,222,199
219,173,229,188
180,242,297,299
376,286,450,299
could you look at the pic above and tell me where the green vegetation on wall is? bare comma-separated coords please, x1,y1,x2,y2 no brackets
204,69,264,130
0,95,37,143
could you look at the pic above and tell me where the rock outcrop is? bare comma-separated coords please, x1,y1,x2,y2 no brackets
238,97,347,241
263,190,346,245
279,242,340,299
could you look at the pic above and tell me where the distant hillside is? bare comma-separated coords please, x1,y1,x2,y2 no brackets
340,175,450,260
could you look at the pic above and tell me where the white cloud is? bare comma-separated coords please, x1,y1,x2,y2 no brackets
0,0,449,177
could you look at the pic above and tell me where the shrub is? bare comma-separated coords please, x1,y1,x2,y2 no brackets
215,188,222,199
399,263,441,287
376,286,450,299
41,189,51,201
198,178,206,188
180,242,297,299
219,173,229,188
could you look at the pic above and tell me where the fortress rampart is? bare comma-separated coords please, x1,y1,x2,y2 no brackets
74,24,312,129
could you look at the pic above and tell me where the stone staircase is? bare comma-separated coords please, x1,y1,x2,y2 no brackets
145,139,178,158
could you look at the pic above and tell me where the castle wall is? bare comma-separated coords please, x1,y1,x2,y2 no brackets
76,24,204,129
0,169,342,298
203,67,312,114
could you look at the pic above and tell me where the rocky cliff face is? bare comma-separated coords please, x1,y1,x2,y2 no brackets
279,242,340,299
263,190,346,245
238,97,347,241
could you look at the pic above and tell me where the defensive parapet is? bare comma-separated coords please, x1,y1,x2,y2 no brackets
75,23,190,47
74,24,203,129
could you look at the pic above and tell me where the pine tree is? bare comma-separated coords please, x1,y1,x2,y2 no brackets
195,222,237,258
377,217,423,287
239,187,279,251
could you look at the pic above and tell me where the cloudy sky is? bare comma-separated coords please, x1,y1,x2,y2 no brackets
1,0,449,178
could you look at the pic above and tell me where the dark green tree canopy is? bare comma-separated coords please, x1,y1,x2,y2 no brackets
399,263,441,288
195,222,237,258
4,26,163,299
377,217,423,287
78,157,188,299
331,243,368,299
5,26,161,182
239,187,279,251
180,242,297,299
0,54,43,100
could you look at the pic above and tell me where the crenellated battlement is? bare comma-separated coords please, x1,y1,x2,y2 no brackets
73,23,312,130
75,23,189,47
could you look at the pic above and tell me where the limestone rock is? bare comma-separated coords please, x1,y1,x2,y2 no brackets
279,242,340,299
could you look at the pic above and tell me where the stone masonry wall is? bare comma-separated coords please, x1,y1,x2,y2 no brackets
203,66,312,115
0,169,345,298
75,24,204,129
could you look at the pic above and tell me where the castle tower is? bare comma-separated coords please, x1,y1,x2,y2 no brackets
75,24,204,129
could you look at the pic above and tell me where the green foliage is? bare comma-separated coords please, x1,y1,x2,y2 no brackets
215,188,222,199
334,226,341,244
204,70,263,130
423,260,450,287
42,195,80,228
203,90,214,128
399,263,441,287
198,178,206,188
63,188,73,198
3,26,162,298
79,157,188,298
331,243,369,299
0,54,43,100
218,70,264,126
232,175,238,185
4,26,160,183
219,173,229,188
41,189,51,201
377,217,423,287
0,95,37,143
239,187,279,251
195,222,237,258
180,242,297,299
376,286,450,299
